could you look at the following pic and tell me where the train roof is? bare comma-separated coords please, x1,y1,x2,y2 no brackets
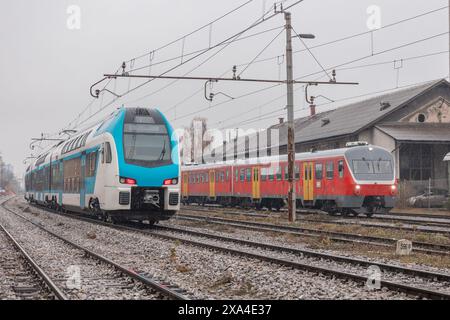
182,145,392,171
26,106,167,172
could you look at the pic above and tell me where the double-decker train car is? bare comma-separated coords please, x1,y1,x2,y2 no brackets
181,144,397,217
25,107,180,224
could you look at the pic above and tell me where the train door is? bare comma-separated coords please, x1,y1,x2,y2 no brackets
209,170,215,198
303,162,314,201
252,167,261,200
80,152,86,209
182,172,189,198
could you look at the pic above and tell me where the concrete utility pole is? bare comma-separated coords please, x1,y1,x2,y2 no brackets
285,11,296,222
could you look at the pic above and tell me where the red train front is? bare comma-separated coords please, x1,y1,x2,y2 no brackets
181,145,397,217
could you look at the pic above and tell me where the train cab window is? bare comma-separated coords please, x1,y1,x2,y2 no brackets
246,168,251,182
315,163,323,180
105,142,112,163
240,169,245,182
338,160,345,178
326,162,334,180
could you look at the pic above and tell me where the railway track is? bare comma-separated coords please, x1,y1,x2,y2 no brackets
175,213,450,256
8,198,450,300
0,199,191,300
0,221,65,300
182,205,450,232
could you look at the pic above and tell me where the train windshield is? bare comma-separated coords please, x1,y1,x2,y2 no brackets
352,160,392,174
123,111,172,167
346,147,395,181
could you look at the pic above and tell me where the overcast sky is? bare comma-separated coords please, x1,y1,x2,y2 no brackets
0,0,448,177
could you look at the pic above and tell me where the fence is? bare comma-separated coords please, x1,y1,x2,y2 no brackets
396,178,449,209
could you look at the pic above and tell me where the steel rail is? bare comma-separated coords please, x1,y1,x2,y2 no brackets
10,198,450,300
176,213,450,256
0,201,191,301
0,223,68,300
153,224,450,282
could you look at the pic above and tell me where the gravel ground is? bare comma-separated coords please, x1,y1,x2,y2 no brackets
164,216,450,274
154,224,450,294
182,206,450,238
5,199,418,300
0,205,169,300
0,224,54,300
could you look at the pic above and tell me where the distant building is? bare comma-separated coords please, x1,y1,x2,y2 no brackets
226,79,450,191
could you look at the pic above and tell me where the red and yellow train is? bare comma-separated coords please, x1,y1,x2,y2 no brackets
181,145,397,217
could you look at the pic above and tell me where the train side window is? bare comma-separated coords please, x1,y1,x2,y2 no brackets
284,165,288,180
269,168,274,181
235,169,239,182
246,168,251,182
240,169,245,182
261,168,267,182
295,164,300,180
315,163,323,180
276,166,282,181
105,142,112,163
338,160,345,178
326,162,334,180
226,170,229,181
205,173,209,183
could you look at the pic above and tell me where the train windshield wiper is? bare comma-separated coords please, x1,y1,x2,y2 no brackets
158,140,166,161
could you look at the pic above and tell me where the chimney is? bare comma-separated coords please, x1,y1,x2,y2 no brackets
278,117,284,124
310,104,316,116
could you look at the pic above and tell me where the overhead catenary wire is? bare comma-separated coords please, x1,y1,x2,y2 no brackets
237,28,285,77
78,0,305,127
170,31,449,123
210,50,449,128
291,26,332,81
225,77,445,128
167,6,449,124
125,0,257,63
60,0,268,131
211,5,450,72
64,2,447,134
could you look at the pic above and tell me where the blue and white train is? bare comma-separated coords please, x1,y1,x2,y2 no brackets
25,107,180,224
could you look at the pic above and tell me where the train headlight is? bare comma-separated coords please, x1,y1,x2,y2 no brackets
354,185,361,195
164,178,178,186
120,177,137,185
391,185,397,195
